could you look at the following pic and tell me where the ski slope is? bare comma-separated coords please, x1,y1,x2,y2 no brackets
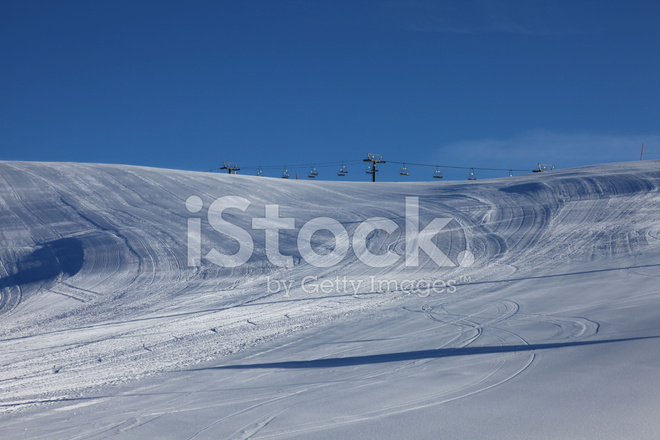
1,160,659,439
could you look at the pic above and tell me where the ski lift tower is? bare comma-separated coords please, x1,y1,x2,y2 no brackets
364,153,386,182
220,162,240,174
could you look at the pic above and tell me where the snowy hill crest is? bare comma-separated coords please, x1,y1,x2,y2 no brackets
1,160,660,438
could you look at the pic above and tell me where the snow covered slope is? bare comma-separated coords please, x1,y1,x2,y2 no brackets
1,160,659,439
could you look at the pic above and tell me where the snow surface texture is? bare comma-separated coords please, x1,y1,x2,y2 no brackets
1,160,659,439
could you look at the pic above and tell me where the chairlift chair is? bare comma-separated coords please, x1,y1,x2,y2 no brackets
533,163,555,173
432,166,443,179
282,167,290,179
365,164,374,175
256,168,264,177
468,168,477,181
308,166,319,178
508,169,513,177
337,162,348,176
399,164,410,176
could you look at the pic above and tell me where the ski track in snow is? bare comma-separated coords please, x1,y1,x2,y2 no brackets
1,160,660,438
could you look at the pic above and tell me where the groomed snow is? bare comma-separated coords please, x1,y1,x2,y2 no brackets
1,160,659,439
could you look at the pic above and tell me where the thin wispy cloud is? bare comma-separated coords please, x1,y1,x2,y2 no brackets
437,132,658,170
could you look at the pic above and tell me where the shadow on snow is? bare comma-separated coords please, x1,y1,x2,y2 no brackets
0,237,84,289
196,335,660,370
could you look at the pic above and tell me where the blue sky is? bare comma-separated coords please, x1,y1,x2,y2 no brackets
2,0,659,181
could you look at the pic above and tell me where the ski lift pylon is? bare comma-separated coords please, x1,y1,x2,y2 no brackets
220,162,240,174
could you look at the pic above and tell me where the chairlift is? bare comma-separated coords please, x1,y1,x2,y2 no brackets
532,163,555,173
468,168,477,181
432,166,443,179
282,167,290,179
399,164,410,176
338,162,348,176
256,168,264,177
366,164,374,175
308,166,319,178
508,169,513,177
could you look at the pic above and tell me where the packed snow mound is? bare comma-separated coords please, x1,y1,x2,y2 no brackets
1,160,660,424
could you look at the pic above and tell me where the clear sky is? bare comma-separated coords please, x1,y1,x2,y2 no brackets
2,0,659,181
